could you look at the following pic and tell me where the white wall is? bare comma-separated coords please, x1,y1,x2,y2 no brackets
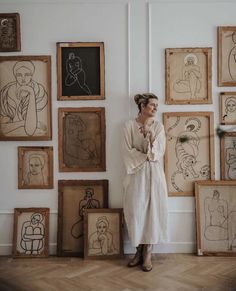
0,0,235,255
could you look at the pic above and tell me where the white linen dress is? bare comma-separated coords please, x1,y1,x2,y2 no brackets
123,119,168,247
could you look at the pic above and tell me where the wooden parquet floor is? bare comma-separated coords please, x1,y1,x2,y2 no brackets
0,254,236,291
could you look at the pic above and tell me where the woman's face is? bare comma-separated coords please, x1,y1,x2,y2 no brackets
141,98,158,117
226,99,236,113
15,66,33,86
29,157,42,175
97,221,107,234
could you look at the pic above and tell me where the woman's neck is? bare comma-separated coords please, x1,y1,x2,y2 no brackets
136,114,153,125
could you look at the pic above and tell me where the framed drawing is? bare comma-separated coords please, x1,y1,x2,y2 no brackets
18,146,53,189
84,208,123,259
219,92,236,125
0,13,21,52
195,180,236,256
13,208,49,258
220,132,236,180
163,112,215,196
165,48,212,104
57,180,108,257
0,56,52,141
218,26,236,86
58,107,106,172
57,42,105,100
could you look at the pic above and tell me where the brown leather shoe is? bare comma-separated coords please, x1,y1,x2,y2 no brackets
127,244,143,267
142,244,152,272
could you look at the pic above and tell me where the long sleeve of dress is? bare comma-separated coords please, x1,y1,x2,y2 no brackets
123,122,147,174
147,124,166,162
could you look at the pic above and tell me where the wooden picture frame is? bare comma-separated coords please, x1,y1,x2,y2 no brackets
220,132,236,180
218,26,236,86
195,180,236,256
18,146,53,189
57,42,105,100
163,112,215,196
165,48,212,104
0,13,21,52
219,92,236,125
13,207,49,258
84,208,123,260
0,56,52,140
57,180,108,257
58,107,106,172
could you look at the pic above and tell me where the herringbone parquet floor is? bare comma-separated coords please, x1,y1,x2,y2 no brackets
0,254,236,291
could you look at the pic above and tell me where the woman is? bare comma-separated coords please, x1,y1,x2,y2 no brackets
123,93,168,272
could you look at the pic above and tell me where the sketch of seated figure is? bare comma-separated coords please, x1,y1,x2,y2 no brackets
65,114,99,165
65,52,91,95
174,54,202,99
20,213,45,255
0,60,48,136
25,154,45,185
226,140,236,180
88,216,117,256
71,188,100,239
204,190,236,250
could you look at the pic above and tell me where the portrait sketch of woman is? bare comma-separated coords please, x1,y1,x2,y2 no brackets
0,56,52,140
13,208,49,258
220,92,236,125
165,48,212,104
18,146,53,189
163,112,215,196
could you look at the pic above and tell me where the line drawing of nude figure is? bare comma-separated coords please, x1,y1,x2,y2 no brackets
71,188,100,239
226,31,236,81
171,118,201,192
65,114,100,165
226,140,236,180
24,154,46,186
0,60,48,136
88,216,117,256
173,53,202,99
65,52,91,95
204,190,236,250
20,212,45,255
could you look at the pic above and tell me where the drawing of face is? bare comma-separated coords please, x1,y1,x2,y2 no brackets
226,98,236,113
31,214,41,225
213,190,220,200
141,98,158,117
29,157,43,175
97,221,107,234
85,188,94,200
15,66,33,86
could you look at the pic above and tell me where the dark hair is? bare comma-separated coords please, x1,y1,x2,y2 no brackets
134,93,158,113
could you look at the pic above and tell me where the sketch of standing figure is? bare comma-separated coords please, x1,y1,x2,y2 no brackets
65,52,91,95
226,140,236,180
88,216,117,255
20,212,45,255
25,154,45,186
227,31,236,81
0,60,48,136
174,54,202,99
71,188,100,239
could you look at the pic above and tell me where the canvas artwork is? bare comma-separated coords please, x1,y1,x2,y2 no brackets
218,26,236,86
57,42,105,100
220,132,236,180
163,112,215,196
58,107,106,172
0,13,21,52
195,181,236,256
57,180,108,257
0,56,52,140
18,146,53,189
165,48,212,104
13,208,49,258
219,92,236,125
84,209,123,259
